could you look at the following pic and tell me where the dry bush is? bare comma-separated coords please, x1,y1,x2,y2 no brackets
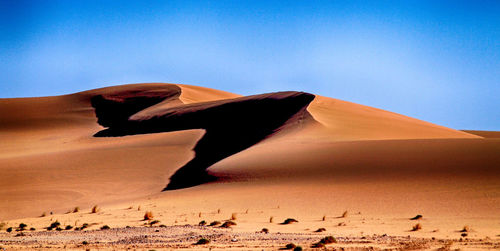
73,207,80,213
40,212,46,217
230,213,237,220
315,227,326,232
285,243,296,249
209,221,221,226
100,225,110,230
143,211,154,220
281,218,298,225
410,214,423,220
261,228,269,234
91,205,99,214
460,226,470,232
412,223,422,231
196,238,210,245
341,211,348,218
322,215,326,221
221,220,237,228
269,216,274,223
199,220,207,226
311,236,336,247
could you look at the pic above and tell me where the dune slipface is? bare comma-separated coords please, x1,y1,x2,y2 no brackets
92,91,316,189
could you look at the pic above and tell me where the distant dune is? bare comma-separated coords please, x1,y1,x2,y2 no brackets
1,83,498,241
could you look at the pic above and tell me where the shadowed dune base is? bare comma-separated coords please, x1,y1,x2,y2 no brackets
91,91,316,189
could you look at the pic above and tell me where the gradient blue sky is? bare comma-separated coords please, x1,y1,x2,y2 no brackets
1,0,499,130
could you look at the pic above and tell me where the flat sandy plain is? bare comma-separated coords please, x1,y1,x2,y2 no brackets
1,83,499,250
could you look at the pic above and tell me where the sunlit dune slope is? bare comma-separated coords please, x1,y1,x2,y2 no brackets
0,83,495,222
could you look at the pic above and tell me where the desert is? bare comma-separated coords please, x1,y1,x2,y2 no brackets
1,83,499,250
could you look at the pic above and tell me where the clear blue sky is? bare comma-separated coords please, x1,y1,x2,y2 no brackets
1,0,499,130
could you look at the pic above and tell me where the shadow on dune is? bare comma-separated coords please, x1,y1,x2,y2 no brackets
91,91,315,190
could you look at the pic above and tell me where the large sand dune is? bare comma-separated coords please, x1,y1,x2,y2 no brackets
1,83,499,249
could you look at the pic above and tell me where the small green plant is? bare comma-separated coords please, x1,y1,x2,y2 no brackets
281,218,298,225
195,238,210,245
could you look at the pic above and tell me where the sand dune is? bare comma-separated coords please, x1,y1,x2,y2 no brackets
1,83,499,249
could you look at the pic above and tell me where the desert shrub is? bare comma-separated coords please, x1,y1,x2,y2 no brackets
30,227,36,231
261,228,269,234
230,213,237,220
221,221,237,228
144,211,154,220
149,220,160,226
285,243,296,249
196,238,210,245
460,226,470,232
410,214,423,220
14,232,25,237
91,205,99,213
40,212,46,217
18,223,27,231
100,225,110,230
342,211,348,218
314,228,326,232
49,221,61,229
65,225,73,230
412,223,422,231
159,224,167,228
269,216,273,223
338,222,347,226
199,220,207,226
311,242,325,248
56,227,62,231
82,241,88,245
73,207,80,213
281,218,298,225
6,227,12,233
322,215,326,221
293,246,303,251
321,236,336,244
461,233,468,237
209,221,221,226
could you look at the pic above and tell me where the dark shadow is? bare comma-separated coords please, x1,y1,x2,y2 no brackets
91,91,315,190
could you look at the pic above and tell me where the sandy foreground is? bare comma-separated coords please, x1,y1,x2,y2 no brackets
1,83,499,250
